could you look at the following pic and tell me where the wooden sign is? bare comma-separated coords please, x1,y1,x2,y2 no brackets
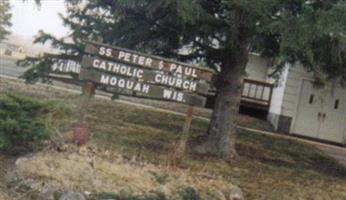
79,68,206,107
81,56,210,95
44,74,83,86
51,60,81,74
84,41,214,82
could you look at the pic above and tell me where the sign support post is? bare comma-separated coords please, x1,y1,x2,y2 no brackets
80,81,96,122
172,105,194,163
73,81,96,145
182,105,194,138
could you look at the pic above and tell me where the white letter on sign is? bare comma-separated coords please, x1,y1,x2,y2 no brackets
137,69,144,79
106,48,112,57
142,84,150,94
118,51,125,60
118,79,125,88
177,92,184,102
154,74,162,83
99,47,106,55
110,77,117,85
163,89,172,99
124,53,131,62
169,64,177,71
159,61,164,70
100,74,110,84
145,58,152,67
99,47,112,57
92,59,100,69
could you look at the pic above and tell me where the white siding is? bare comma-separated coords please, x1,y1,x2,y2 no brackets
245,54,269,81
278,63,315,134
267,65,289,130
281,63,313,118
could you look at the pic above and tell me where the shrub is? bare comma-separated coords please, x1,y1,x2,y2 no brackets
0,94,53,152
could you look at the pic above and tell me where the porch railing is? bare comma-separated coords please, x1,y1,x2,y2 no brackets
241,78,274,110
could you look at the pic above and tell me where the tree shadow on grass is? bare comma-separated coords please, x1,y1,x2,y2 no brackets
236,130,346,179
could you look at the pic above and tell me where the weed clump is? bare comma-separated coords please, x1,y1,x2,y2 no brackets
0,94,67,153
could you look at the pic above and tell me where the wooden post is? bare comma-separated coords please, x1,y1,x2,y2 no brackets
171,105,194,164
182,105,194,138
79,81,96,121
82,81,96,97
73,81,96,145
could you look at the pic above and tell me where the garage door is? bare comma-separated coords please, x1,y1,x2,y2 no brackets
293,80,346,144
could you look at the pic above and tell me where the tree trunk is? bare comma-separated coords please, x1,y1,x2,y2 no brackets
192,48,249,159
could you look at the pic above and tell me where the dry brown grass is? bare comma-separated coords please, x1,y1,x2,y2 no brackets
12,150,238,199
1,79,346,199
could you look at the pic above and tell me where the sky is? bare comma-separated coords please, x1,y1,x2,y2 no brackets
10,0,69,38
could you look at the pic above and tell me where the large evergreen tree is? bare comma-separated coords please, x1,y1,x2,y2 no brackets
0,0,11,41
20,0,346,159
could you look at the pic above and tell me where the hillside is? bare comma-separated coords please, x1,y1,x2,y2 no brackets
1,79,346,200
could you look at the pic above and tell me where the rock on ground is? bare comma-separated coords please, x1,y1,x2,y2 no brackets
59,192,86,200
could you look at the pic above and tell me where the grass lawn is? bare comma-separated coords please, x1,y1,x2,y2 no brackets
1,79,346,199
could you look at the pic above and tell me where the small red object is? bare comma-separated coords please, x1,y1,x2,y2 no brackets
72,123,88,145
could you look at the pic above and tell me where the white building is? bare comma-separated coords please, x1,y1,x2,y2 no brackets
0,42,26,60
244,54,346,145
